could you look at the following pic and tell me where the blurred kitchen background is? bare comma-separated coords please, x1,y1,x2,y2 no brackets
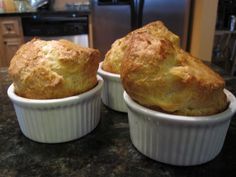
0,0,235,76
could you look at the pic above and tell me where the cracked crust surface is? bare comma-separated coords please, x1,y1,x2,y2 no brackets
102,21,179,74
8,39,100,99
120,32,228,116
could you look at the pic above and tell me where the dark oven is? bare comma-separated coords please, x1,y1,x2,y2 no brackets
21,13,89,47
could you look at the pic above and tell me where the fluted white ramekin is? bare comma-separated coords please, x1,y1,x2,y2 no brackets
7,76,103,143
97,62,127,112
124,90,236,166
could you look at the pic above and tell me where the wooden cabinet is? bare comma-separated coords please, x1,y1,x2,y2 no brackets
0,17,23,67
2,38,22,66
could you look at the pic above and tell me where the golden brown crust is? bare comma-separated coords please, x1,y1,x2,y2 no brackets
102,21,180,74
102,37,128,74
8,38,100,99
120,32,228,116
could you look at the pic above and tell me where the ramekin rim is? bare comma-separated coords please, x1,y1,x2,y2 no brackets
123,90,236,124
97,62,121,80
7,75,103,105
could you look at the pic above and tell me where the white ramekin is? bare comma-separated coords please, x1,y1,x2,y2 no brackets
7,76,103,143
124,90,236,166
97,62,127,112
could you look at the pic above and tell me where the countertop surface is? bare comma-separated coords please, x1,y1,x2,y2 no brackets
0,65,236,177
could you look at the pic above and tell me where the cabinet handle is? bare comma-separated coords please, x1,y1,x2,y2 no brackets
6,26,12,32
3,40,19,45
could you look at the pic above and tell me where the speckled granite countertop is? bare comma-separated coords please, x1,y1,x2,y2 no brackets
0,66,236,177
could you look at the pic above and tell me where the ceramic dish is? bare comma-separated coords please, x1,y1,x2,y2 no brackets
97,62,127,112
124,90,236,166
7,75,103,143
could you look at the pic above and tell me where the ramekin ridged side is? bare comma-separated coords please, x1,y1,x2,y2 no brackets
7,76,103,143
97,62,127,113
124,90,236,166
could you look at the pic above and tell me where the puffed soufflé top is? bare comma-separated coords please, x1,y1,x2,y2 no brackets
102,21,179,74
8,39,100,99
120,31,228,116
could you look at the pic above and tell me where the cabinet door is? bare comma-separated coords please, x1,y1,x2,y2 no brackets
1,19,21,38
2,38,22,66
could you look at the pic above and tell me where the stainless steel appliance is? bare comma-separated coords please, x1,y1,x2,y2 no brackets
92,0,192,58
21,13,89,47
29,0,54,10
